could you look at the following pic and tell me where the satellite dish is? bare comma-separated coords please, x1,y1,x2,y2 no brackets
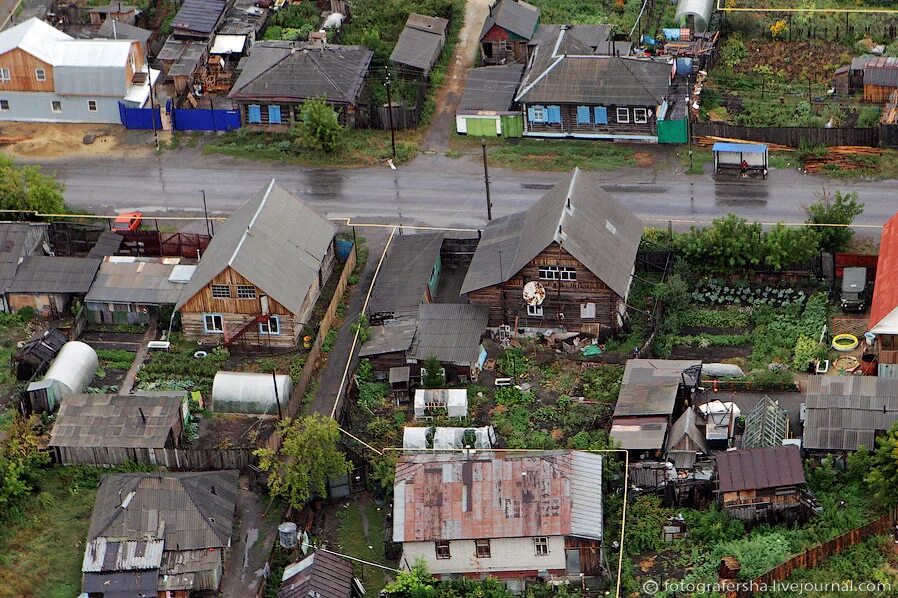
522,281,546,306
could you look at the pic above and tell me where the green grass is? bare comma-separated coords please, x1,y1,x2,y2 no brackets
681,148,712,175
337,494,393,593
95,349,137,371
488,139,636,171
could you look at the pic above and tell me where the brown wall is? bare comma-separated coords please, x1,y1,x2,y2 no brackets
0,48,55,92
524,103,658,137
8,293,69,318
864,83,895,104
721,488,802,510
180,266,294,316
466,242,623,333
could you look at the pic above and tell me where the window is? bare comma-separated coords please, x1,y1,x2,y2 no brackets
475,539,491,558
87,100,98,112
594,106,608,125
529,105,545,123
576,105,591,125
633,108,649,124
268,105,282,124
51,100,62,113
527,304,543,317
0,100,8,111
544,105,562,124
211,284,231,298
616,107,629,123
237,285,256,299
247,104,262,124
435,541,451,559
534,537,549,556
580,302,596,319
35,68,46,81
259,315,280,335
0,68,9,82
203,313,224,333
538,266,577,281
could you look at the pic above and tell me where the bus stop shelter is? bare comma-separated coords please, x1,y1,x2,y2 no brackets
712,142,768,178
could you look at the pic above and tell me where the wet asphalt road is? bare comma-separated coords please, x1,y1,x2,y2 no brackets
40,150,898,231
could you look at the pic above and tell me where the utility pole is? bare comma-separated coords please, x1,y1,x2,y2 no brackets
384,67,396,160
482,140,492,221
148,67,159,152
201,190,211,237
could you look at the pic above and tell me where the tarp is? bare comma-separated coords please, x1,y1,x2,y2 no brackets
712,142,767,154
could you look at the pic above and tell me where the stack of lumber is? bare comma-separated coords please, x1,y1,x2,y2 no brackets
803,146,881,173
694,135,792,151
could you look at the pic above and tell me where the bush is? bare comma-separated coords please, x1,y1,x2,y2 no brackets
496,347,531,378
296,98,343,152
805,190,864,254
857,105,882,128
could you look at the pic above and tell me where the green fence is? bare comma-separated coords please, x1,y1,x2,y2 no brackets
658,119,688,144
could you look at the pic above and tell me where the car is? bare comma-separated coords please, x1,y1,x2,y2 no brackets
112,211,142,233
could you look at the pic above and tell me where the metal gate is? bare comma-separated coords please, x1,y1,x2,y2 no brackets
118,102,162,130
171,107,241,131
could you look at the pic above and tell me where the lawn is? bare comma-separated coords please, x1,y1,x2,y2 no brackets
336,493,394,592
0,467,112,598
486,138,639,171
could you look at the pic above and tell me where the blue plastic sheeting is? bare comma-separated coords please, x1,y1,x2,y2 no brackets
663,28,681,40
676,57,694,75
642,35,657,46
712,142,767,154
477,345,488,369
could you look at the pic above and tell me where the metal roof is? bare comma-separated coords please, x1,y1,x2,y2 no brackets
279,551,354,598
610,416,668,450
87,471,238,550
359,318,417,357
665,407,707,454
461,168,644,298
870,212,898,333
86,257,192,305
392,450,602,543
529,24,613,53
390,13,448,74
16,328,67,365
712,142,767,154
389,366,410,383
229,42,373,105
52,39,135,67
408,303,488,365
458,64,524,112
82,538,165,572
87,2,136,13
176,180,335,315
613,360,699,418
49,393,184,449
158,549,223,591
715,445,805,493
7,256,100,294
479,0,540,41
87,231,125,258
171,0,227,35
0,17,73,64
0,223,48,293
741,395,788,449
367,233,443,318
864,56,898,87
82,570,159,596
803,376,898,451
95,20,152,53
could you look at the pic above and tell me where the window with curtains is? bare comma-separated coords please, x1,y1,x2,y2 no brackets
576,105,591,125
594,106,608,124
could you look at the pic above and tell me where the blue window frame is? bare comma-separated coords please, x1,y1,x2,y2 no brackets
247,104,261,124
545,106,561,124
576,106,591,125
527,105,546,123
594,106,608,124
268,105,281,124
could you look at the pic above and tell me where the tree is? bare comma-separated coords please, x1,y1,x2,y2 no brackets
383,562,436,596
0,154,66,215
866,422,898,507
296,97,343,152
254,413,351,509
805,190,864,254
421,355,444,388
0,414,49,513
761,223,820,270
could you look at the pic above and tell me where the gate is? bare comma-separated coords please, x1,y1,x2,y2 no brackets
172,107,241,131
119,102,162,130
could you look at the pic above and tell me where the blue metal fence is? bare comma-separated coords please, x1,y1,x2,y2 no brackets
119,102,161,130
171,107,241,131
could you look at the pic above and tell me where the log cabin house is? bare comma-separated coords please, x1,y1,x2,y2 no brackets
460,168,643,335
714,445,808,523
175,179,336,347
479,0,540,65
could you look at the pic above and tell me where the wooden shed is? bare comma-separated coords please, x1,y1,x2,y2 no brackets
715,445,807,522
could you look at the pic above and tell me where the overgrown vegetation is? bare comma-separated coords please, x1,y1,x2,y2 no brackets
136,338,228,394
0,154,66,216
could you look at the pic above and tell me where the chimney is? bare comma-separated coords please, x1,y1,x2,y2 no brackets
138,407,147,426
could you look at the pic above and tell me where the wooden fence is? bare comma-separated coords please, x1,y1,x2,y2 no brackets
54,446,255,470
692,122,879,148
725,512,895,597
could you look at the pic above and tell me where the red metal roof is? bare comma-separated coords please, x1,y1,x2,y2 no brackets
715,445,805,493
869,212,898,331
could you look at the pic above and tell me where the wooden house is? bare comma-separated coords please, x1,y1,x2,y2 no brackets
461,168,643,334
87,2,137,26
175,180,336,347
715,445,807,522
6,256,101,318
479,0,540,65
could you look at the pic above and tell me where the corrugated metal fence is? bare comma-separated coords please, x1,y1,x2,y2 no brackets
693,123,879,148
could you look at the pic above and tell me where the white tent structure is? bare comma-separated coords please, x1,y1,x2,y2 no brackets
403,426,429,449
698,400,741,443
403,426,497,449
675,0,714,33
413,388,467,420
212,371,293,414
44,341,97,395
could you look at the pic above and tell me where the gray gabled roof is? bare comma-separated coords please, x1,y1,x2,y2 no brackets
85,258,192,305
367,233,443,319
390,13,448,73
461,168,643,298
665,407,708,454
279,550,354,598
171,0,226,35
479,0,540,41
95,20,152,52
459,64,524,112
176,180,335,315
409,303,488,365
7,256,100,294
87,471,238,551
0,222,47,293
229,42,373,105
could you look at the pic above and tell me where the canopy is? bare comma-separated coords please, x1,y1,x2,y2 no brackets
712,142,767,154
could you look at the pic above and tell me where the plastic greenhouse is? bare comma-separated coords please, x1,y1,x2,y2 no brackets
742,395,788,448
413,388,467,420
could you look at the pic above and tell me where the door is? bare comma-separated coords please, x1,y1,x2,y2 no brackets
501,114,523,137
466,117,492,137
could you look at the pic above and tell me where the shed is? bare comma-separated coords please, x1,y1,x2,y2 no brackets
212,371,292,415
171,0,227,39
413,388,467,420
665,407,707,455
712,142,768,175
87,230,124,259
367,233,443,321
95,20,153,56
675,0,714,33
698,400,740,446
87,2,137,26
6,256,101,317
279,550,356,598
715,445,807,521
456,64,525,137
402,426,429,449
15,328,67,381
389,13,449,75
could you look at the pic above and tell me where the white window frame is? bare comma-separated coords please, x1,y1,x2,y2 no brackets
534,536,549,556
211,284,231,298
633,108,649,124
87,100,98,112
580,302,596,319
435,540,451,560
259,315,280,335
0,99,8,111
0,68,9,82
538,266,577,281
616,107,630,123
203,313,224,333
236,285,256,299
475,539,491,558
35,68,46,81
527,304,543,317
531,105,546,123
51,100,62,113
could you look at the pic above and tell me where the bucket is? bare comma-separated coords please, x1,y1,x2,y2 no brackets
303,335,313,349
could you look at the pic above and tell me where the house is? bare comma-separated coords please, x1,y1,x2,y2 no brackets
833,55,869,96
95,20,154,57
461,168,644,334
367,233,443,322
479,0,540,65
741,395,789,449
610,359,702,456
171,0,228,40
0,222,48,312
869,212,898,374
0,18,158,123
279,550,362,598
176,179,336,347
81,470,238,597
229,41,373,128
515,27,673,141
49,393,186,465
84,256,195,325
528,23,621,56
715,445,807,522
803,376,898,452
87,2,137,26
392,450,603,586
6,256,101,317
390,13,449,76
456,64,524,137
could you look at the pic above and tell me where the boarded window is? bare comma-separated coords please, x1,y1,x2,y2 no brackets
594,106,608,124
268,105,282,124
545,105,562,123
576,105,591,125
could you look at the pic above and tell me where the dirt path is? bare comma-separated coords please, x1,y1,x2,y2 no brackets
423,0,492,151
219,475,279,598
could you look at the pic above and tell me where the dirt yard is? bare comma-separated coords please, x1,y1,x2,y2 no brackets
0,122,156,160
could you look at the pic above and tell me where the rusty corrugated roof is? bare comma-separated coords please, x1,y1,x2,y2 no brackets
715,446,805,493
870,212,898,333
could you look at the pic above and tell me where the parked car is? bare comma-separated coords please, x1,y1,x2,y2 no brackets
112,211,142,233
840,267,868,313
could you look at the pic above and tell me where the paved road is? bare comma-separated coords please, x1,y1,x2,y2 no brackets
39,149,898,230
